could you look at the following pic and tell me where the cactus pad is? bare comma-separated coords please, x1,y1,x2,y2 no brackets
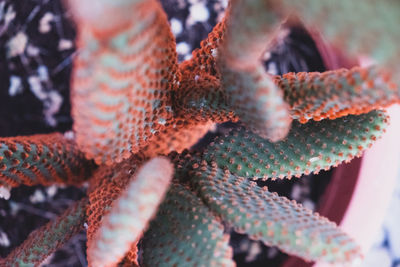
220,64,292,141
190,162,362,264
277,66,400,122
221,0,280,70
87,157,174,267
178,2,292,141
203,110,389,179
141,182,234,267
0,133,95,188
142,119,214,157
4,198,88,266
86,155,144,246
71,0,179,165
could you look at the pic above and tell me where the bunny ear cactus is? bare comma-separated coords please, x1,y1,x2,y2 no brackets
0,133,95,189
87,157,173,267
69,0,179,165
3,198,88,266
189,162,361,263
277,66,399,122
218,0,292,141
141,182,234,267
1,0,400,266
202,110,388,179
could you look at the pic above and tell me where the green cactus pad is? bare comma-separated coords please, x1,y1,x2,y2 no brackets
190,162,362,264
0,133,95,188
276,66,400,123
203,110,388,180
141,182,234,267
4,198,88,266
87,157,174,267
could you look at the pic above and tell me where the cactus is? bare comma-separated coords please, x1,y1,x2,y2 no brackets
1,0,400,266
3,198,88,266
87,157,173,267
141,182,234,266
277,66,399,123
0,133,95,188
202,110,388,179
188,161,360,263
70,0,179,165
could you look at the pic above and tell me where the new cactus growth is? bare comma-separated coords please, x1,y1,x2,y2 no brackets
1,0,399,266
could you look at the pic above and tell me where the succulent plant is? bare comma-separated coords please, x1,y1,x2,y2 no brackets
1,0,399,266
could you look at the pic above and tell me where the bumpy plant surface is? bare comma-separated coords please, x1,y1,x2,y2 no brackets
1,0,399,266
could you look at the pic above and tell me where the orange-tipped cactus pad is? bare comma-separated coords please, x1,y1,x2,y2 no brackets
86,155,144,248
277,66,400,122
179,20,225,79
141,182,234,267
190,162,362,264
142,119,214,157
71,0,179,165
87,157,173,267
4,198,88,266
176,3,291,141
0,133,95,188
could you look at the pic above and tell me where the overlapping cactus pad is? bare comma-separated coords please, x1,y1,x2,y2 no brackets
203,110,389,179
87,157,173,267
1,0,400,266
141,182,234,266
189,162,361,263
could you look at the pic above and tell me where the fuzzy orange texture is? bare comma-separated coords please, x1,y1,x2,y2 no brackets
276,66,400,123
0,133,94,188
71,0,179,165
